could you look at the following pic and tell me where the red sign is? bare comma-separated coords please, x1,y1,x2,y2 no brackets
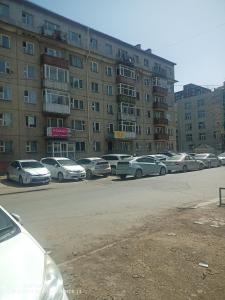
47,127,69,138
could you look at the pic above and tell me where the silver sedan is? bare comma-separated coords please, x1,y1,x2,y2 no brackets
195,153,221,168
164,154,205,173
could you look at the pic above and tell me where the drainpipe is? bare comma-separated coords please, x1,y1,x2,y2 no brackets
86,26,91,154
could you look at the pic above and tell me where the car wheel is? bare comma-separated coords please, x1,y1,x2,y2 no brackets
6,172,10,181
58,172,64,182
135,169,143,179
120,174,127,180
102,174,109,178
159,167,166,176
86,169,93,179
19,175,24,185
182,165,188,172
198,163,204,170
111,166,116,175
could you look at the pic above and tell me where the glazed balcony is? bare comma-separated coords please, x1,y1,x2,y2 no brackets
118,112,137,122
154,133,169,141
153,118,169,126
153,67,167,78
41,54,69,69
42,79,69,92
108,131,136,140
153,102,168,111
45,127,71,138
116,75,136,85
41,27,67,42
152,86,168,97
117,95,136,105
43,101,70,115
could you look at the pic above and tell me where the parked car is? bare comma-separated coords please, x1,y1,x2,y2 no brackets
116,155,167,179
101,154,132,174
218,152,225,165
0,205,68,300
164,153,205,173
152,154,169,161
195,153,221,168
6,160,51,185
40,157,86,181
76,157,111,179
159,151,176,157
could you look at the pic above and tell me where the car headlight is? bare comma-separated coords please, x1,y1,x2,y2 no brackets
40,255,64,300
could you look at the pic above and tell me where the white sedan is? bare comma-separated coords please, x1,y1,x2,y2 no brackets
218,152,225,166
0,206,68,300
164,154,205,173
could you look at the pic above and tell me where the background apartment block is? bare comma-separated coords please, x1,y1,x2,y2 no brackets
0,0,177,171
176,83,225,153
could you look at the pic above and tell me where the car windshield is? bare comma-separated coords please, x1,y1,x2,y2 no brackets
168,155,184,161
195,154,207,159
0,209,20,243
219,153,225,157
121,156,131,160
58,159,77,166
20,161,43,168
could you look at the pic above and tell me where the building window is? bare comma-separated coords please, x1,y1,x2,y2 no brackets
92,101,100,112
0,34,10,48
70,98,84,110
75,141,85,152
90,38,97,50
147,111,151,118
23,65,36,79
68,31,81,46
0,141,12,153
91,82,99,93
197,99,205,107
0,60,10,74
70,77,83,89
0,86,12,101
136,91,140,100
106,66,113,76
107,104,113,114
91,61,98,73
25,115,37,128
107,123,114,133
118,83,136,97
24,90,37,104
44,20,60,34
144,78,150,86
198,122,205,129
93,122,100,132
185,112,192,120
44,65,68,83
146,127,151,135
0,112,12,126
117,65,136,79
186,134,192,142
47,118,63,127
26,141,37,153
185,123,192,131
69,55,83,68
43,89,69,106
45,47,62,58
184,102,191,110
0,3,9,17
134,55,139,64
199,133,206,141
144,58,149,67
22,11,33,26
23,41,34,55
136,108,140,117
71,120,85,131
197,110,205,118
105,43,112,55
145,93,150,103
136,125,141,135
106,85,113,96
93,141,101,152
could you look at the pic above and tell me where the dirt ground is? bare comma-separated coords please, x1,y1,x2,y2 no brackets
61,202,225,300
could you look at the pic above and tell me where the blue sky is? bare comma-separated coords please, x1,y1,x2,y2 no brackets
32,0,225,91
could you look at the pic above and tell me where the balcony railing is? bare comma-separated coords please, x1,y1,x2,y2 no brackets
117,95,136,105
152,86,168,96
153,102,168,110
41,54,69,69
42,79,69,92
43,102,70,115
41,27,67,42
118,112,136,122
116,75,136,85
154,118,169,126
45,127,71,138
108,131,136,140
154,133,169,141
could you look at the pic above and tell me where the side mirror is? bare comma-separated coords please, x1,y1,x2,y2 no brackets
11,213,22,224
54,164,59,168
17,166,21,170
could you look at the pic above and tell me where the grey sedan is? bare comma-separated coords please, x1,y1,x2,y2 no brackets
76,157,111,179
116,155,167,179
164,154,206,173
195,153,221,168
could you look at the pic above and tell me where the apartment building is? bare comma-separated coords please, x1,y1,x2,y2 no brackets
0,0,177,172
176,83,225,153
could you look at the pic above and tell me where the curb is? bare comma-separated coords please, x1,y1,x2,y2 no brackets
0,187,53,196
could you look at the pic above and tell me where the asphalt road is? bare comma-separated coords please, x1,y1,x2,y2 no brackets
0,167,224,265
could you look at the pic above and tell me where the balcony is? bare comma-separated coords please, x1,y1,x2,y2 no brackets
153,67,167,78
117,95,136,105
154,118,169,126
45,127,71,139
43,102,70,115
108,131,136,140
116,75,136,85
152,86,168,97
154,133,169,141
41,27,67,42
153,102,168,110
42,79,69,92
118,112,136,122
41,54,69,69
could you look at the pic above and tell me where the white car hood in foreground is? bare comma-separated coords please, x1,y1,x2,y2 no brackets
63,165,85,172
23,167,49,176
0,231,45,300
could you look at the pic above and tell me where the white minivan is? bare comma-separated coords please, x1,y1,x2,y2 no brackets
41,157,86,181
0,205,68,300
